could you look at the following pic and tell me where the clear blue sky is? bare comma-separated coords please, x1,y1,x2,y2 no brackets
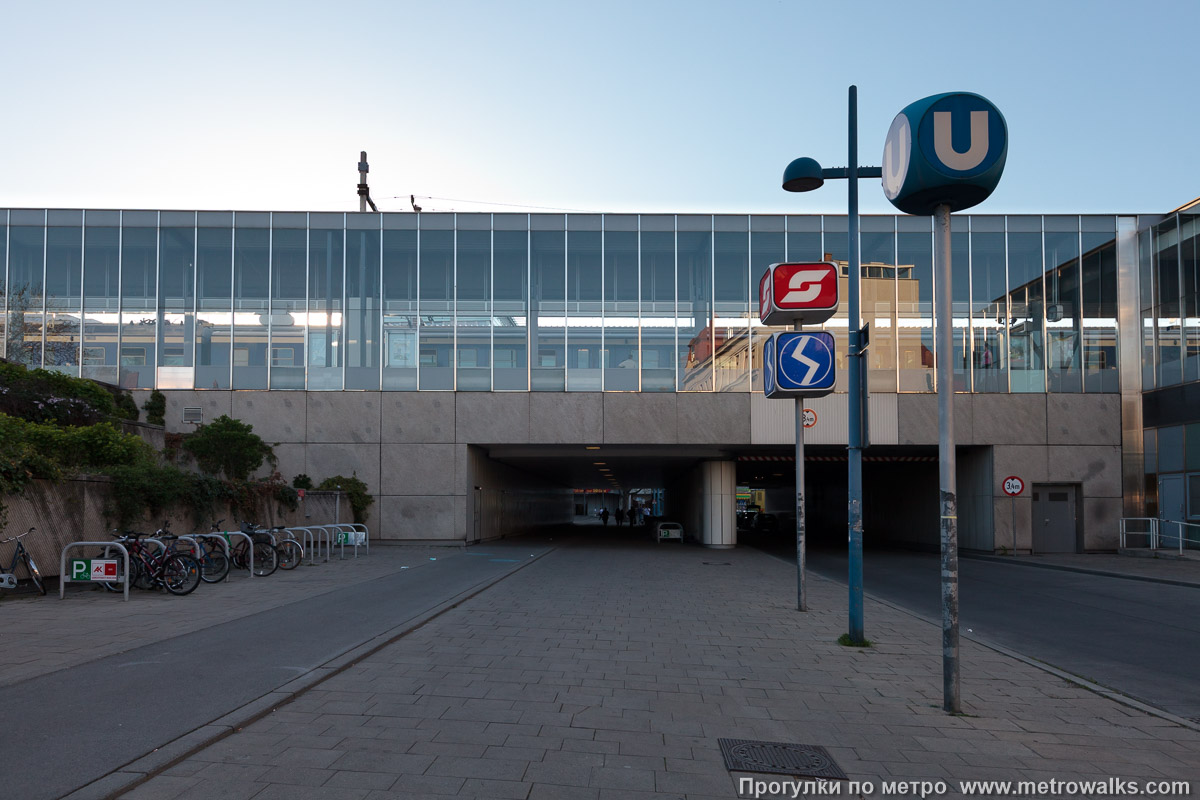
3,0,1195,215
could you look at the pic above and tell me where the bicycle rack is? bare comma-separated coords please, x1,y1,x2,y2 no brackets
214,531,258,578
312,526,338,564
287,526,327,565
60,542,130,601
175,535,203,558
350,524,370,556
329,523,364,559
285,527,316,560
193,533,233,582
335,523,370,557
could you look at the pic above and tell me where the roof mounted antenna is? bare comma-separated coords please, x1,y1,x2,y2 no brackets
357,151,378,212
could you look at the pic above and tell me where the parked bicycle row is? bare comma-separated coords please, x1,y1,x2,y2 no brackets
0,521,370,599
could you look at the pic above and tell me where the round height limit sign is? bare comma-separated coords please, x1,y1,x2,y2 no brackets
1002,476,1024,497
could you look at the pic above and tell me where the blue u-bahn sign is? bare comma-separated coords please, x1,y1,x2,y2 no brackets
763,331,836,399
882,91,1007,215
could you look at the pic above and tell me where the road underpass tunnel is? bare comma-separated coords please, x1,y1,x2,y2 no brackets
736,447,996,552
473,443,994,552
474,445,745,547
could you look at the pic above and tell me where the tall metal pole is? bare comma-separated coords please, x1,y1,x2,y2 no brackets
846,86,865,644
795,321,807,612
934,202,960,712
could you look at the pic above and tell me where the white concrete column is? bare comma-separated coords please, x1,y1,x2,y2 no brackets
699,460,737,549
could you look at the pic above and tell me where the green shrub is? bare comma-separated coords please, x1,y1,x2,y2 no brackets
182,416,276,480
0,362,116,425
0,412,150,527
292,473,314,490
317,473,373,523
143,390,166,426
114,391,140,421
0,414,150,472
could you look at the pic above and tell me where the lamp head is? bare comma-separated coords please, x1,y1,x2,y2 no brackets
782,157,824,192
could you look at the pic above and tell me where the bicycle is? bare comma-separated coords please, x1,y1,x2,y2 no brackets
227,522,278,576
263,525,303,571
193,523,231,583
104,531,202,595
1,527,46,596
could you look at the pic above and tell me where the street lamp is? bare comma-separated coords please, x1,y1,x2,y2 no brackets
782,85,880,645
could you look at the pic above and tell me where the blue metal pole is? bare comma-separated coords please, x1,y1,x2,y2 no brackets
847,85,865,644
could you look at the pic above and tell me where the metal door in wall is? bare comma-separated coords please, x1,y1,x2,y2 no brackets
1158,475,1186,523
471,488,482,544
1032,484,1078,554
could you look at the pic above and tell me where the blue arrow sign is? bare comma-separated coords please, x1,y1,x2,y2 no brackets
763,335,777,396
764,331,836,399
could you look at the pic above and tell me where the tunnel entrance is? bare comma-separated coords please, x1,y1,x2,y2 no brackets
736,449,941,551
476,443,945,550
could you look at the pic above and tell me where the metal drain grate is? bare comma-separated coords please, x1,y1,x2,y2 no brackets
719,738,848,780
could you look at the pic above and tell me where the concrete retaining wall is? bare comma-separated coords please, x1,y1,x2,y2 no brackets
2,477,344,578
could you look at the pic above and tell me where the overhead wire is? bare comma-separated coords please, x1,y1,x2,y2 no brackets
385,195,606,214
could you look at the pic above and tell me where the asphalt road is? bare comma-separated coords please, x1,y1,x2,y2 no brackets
0,545,545,800
749,537,1200,722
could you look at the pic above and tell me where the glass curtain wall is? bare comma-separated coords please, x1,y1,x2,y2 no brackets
382,214,417,390
1007,216,1046,392
7,211,45,367
603,216,639,391
1180,215,1200,385
346,214,381,390
45,211,82,374
566,216,602,391
860,216,897,393
196,213,233,390
714,215,750,392
640,216,675,392
493,216,528,390
120,212,157,389
1156,217,1182,387
232,213,269,389
270,213,306,390
0,210,1133,395
748,216,785,393
950,216,971,391
0,213,6,361
897,215,934,391
456,215,491,391
309,214,344,390
1044,216,1083,392
677,215,712,391
971,217,1007,392
1140,222,1156,391
821,216,851,393
1146,213,1200,390
1081,216,1119,392
157,212,196,389
530,215,565,390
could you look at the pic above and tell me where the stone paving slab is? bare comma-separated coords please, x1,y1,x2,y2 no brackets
0,544,453,688
114,539,1200,799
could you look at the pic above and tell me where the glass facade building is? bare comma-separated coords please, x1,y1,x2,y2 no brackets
1139,209,1200,522
1,209,1125,397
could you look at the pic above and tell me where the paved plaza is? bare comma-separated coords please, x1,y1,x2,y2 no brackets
27,534,1191,800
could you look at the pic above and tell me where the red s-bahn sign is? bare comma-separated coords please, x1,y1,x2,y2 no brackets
758,262,840,326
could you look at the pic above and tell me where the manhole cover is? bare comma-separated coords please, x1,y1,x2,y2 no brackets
719,738,848,780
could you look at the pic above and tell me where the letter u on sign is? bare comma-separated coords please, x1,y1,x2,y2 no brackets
933,110,988,171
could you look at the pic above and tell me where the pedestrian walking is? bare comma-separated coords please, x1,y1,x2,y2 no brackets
600,508,609,526
615,507,623,527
